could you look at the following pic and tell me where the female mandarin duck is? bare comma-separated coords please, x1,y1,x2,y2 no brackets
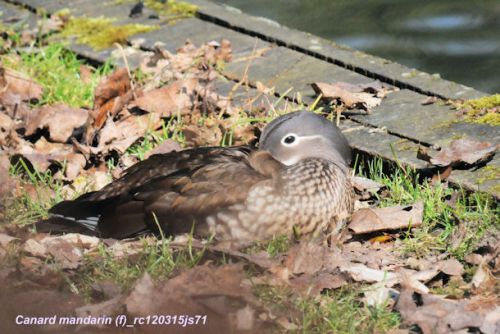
42,111,354,246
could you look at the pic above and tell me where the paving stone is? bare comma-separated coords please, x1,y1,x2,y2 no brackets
273,54,386,103
185,0,486,100
135,17,269,56
339,120,429,170
0,1,36,29
224,46,305,87
10,0,82,13
351,89,499,148
213,77,290,112
448,155,499,200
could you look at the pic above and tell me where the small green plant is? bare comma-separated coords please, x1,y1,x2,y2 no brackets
255,285,400,333
2,43,112,107
71,236,206,299
356,157,499,259
5,159,65,226
126,117,185,160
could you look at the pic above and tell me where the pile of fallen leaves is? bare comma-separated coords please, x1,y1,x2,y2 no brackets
0,38,267,201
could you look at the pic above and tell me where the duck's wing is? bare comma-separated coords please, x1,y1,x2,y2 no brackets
41,147,280,239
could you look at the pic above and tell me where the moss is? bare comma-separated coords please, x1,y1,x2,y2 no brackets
461,94,500,126
144,0,197,17
476,166,500,185
114,0,197,20
58,16,158,50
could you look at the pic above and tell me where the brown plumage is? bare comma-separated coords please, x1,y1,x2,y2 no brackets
40,111,354,246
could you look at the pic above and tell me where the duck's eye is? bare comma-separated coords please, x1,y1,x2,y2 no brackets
282,134,297,145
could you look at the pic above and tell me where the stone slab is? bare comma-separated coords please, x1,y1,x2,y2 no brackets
185,0,486,100
135,17,269,56
273,54,388,104
448,155,499,199
223,46,305,88
351,89,499,148
0,1,36,29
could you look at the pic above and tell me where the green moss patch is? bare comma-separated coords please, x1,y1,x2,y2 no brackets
59,16,158,50
461,94,500,126
114,0,197,20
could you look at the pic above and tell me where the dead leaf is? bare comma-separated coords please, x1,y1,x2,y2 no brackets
348,201,423,234
79,65,93,84
421,96,438,105
94,68,131,111
143,139,181,159
428,139,497,167
439,258,464,276
23,233,100,269
311,81,389,111
284,242,329,275
0,67,43,101
0,233,17,249
289,272,347,296
133,78,198,116
125,264,270,333
0,154,15,206
75,295,124,324
183,123,223,147
352,176,384,194
396,287,499,334
25,103,88,143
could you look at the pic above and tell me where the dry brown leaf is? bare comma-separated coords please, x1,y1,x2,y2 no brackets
143,139,181,159
284,241,330,275
348,201,423,234
311,81,384,111
75,295,124,324
125,264,269,333
25,103,88,143
183,123,223,147
0,154,15,207
439,258,464,276
0,67,43,101
0,112,13,130
429,138,497,167
23,233,100,269
421,96,438,105
0,89,31,121
352,176,384,194
94,68,131,110
86,68,132,141
133,78,198,116
289,272,347,296
79,65,93,84
396,288,499,334
0,281,83,334
0,233,17,250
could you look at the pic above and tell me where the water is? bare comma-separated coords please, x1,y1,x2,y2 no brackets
215,0,500,94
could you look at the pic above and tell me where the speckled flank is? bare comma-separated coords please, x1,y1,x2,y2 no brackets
207,158,353,245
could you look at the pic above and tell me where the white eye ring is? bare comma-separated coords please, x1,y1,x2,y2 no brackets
281,133,298,146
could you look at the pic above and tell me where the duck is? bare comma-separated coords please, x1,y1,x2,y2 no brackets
39,111,354,246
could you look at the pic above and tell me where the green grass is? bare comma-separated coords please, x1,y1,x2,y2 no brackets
70,236,207,299
256,285,400,333
2,43,112,107
356,158,499,259
126,117,185,161
5,159,66,226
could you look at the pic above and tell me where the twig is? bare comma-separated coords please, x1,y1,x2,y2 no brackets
114,43,138,100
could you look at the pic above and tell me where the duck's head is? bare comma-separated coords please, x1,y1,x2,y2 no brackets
259,111,351,171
